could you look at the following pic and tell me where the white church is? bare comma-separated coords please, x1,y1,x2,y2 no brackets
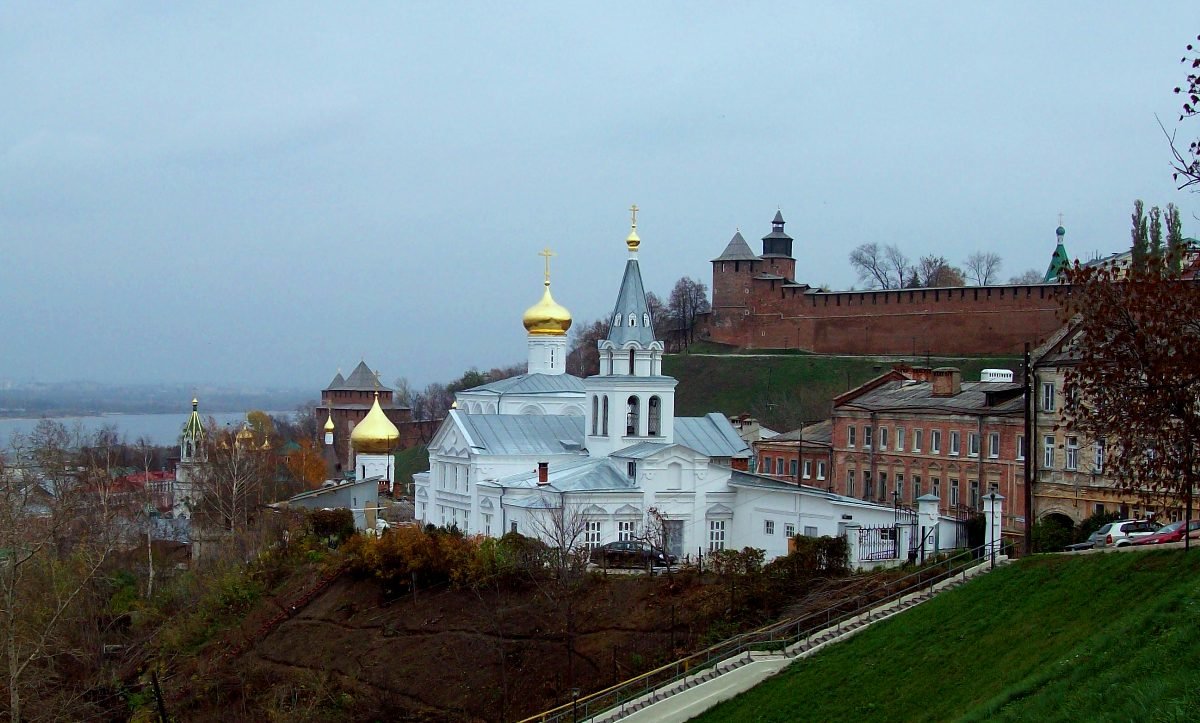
413,210,962,562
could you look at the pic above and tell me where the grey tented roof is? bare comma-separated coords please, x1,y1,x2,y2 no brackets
605,259,658,347
457,413,586,455
326,361,391,392
675,413,752,458
464,373,586,396
712,231,759,262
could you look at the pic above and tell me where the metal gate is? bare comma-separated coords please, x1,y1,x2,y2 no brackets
857,525,899,561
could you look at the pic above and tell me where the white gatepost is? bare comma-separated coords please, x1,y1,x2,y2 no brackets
983,492,1005,564
844,524,861,569
916,494,941,563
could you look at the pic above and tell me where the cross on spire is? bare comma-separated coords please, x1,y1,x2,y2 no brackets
539,247,556,284
1058,212,1064,226
630,203,639,229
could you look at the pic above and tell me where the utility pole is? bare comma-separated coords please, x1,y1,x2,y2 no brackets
1023,342,1034,556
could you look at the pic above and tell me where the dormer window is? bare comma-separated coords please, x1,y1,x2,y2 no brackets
643,313,650,328
629,313,638,327
614,314,622,327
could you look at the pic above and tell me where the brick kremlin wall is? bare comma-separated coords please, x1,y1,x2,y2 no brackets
704,275,1065,356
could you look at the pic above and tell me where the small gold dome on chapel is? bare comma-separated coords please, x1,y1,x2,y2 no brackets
351,393,400,454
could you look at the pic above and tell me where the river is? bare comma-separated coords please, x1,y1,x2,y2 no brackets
0,411,293,448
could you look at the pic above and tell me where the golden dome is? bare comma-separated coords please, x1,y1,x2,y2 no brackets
324,410,335,433
235,424,255,447
626,203,640,251
351,393,400,454
522,283,572,336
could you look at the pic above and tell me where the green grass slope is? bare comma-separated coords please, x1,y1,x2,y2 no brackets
696,550,1200,722
664,353,1019,424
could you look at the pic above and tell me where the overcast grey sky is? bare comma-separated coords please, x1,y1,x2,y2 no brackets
1,2,1195,389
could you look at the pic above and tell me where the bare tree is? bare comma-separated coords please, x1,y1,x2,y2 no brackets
850,243,911,289
964,251,1002,285
567,319,607,377
1008,269,1043,285
1,436,118,722
645,291,669,338
667,276,711,347
527,492,590,580
192,426,274,535
1169,35,1200,191
912,255,966,287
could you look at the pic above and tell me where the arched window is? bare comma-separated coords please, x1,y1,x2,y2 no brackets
591,395,598,435
602,396,609,436
648,396,661,436
629,313,638,327
643,313,650,328
626,395,640,436
629,349,636,375
613,313,622,327
549,347,555,367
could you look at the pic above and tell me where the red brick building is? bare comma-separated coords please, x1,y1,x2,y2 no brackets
830,366,1028,540
701,211,1066,356
751,420,833,488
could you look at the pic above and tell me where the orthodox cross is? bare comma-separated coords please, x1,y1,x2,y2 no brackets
539,247,555,284
373,369,381,394
1058,212,1064,227
630,203,639,228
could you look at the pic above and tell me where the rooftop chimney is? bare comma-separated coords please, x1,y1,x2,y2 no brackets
931,367,962,397
537,462,549,485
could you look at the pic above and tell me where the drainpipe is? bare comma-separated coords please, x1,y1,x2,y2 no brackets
1024,343,1035,555
869,412,878,501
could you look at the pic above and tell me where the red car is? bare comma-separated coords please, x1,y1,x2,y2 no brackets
1132,519,1200,545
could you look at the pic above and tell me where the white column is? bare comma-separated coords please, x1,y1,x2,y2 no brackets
916,493,941,562
983,492,1005,561
844,524,861,569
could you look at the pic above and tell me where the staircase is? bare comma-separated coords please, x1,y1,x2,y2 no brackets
586,556,1006,723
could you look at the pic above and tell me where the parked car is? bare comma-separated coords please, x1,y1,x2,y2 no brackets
1093,519,1162,548
1065,530,1102,552
1131,519,1200,546
589,541,677,568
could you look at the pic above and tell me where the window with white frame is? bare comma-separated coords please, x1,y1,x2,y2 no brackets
896,427,905,452
708,520,727,552
912,476,922,500
989,432,1000,459
1094,439,1105,473
950,479,960,507
1043,435,1055,469
969,480,980,509
968,432,980,457
483,513,492,537
1017,434,1026,461
789,459,798,478
895,474,904,502
785,523,796,538
804,526,819,537
932,478,941,500
1041,381,1055,412
776,457,785,475
817,461,827,480
878,472,887,500
764,519,775,535
847,470,855,497
864,426,873,449
913,429,923,452
848,426,857,448
949,431,961,456
1066,436,1079,471
931,430,942,454
618,519,635,541
879,427,890,450
802,460,812,479
585,521,602,550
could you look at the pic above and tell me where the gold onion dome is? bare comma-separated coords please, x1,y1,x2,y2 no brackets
235,424,255,446
626,203,640,252
324,410,336,433
351,393,400,454
522,284,572,336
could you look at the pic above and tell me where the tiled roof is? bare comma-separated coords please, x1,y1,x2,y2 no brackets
712,231,759,262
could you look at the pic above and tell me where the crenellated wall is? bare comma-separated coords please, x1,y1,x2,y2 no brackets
704,272,1065,355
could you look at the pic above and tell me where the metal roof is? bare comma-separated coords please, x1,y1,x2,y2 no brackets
486,457,636,493
771,419,833,444
463,372,585,396
605,258,657,347
456,413,586,455
840,380,1024,416
675,413,752,458
712,231,759,262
